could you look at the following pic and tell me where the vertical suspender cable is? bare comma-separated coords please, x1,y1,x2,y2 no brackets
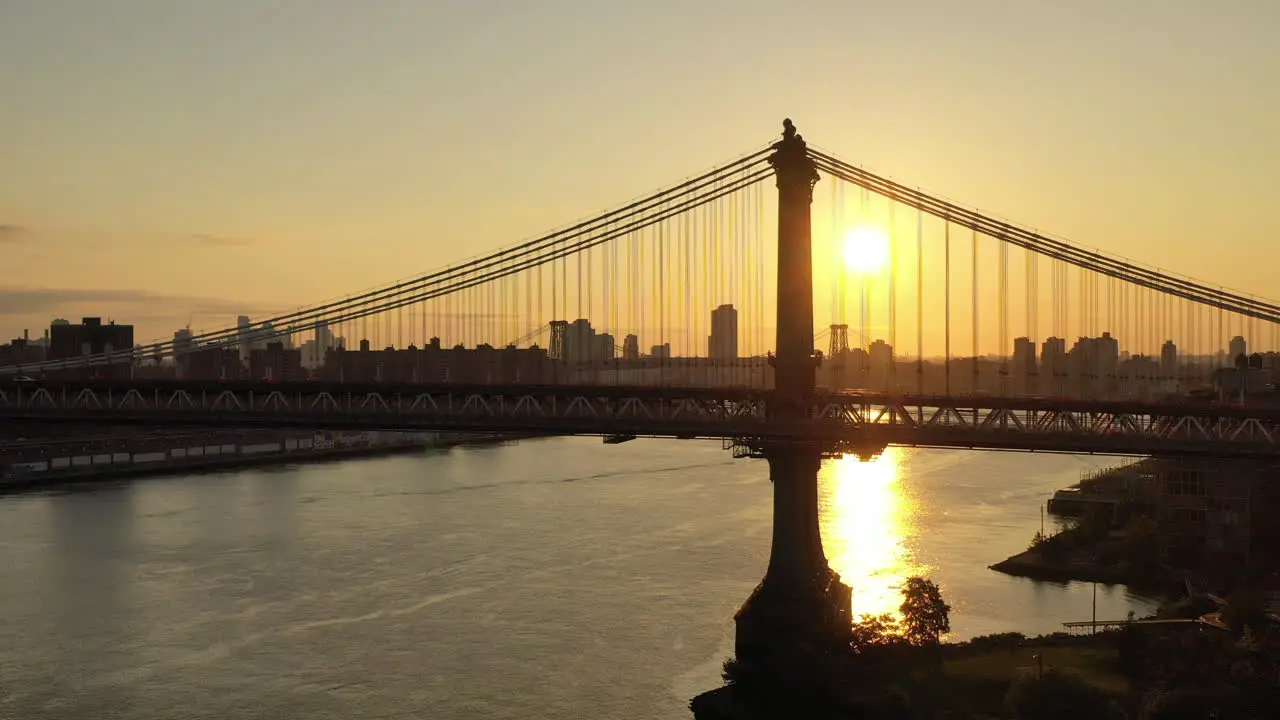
972,227,979,395
945,220,952,396
916,207,924,399
888,201,897,391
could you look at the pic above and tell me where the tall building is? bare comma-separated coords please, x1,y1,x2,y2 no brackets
622,334,640,360
1040,337,1067,394
49,317,134,379
1011,337,1037,394
236,315,252,357
275,325,294,350
1064,333,1120,398
595,333,616,362
1230,336,1247,365
563,319,596,364
257,321,277,351
299,338,320,369
315,321,335,355
173,328,194,357
867,339,893,390
1012,337,1037,373
1160,340,1178,376
708,304,738,361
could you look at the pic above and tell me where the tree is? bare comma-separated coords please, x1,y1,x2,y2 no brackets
900,576,951,646
850,612,901,652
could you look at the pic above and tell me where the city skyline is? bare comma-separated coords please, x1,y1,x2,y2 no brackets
5,306,1268,367
2,2,1278,343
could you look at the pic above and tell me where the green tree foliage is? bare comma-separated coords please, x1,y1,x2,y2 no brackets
900,576,952,646
1004,669,1121,720
850,612,902,652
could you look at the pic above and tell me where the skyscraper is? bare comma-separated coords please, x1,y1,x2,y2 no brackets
1230,335,1247,364
1012,337,1037,394
708,304,738,361
236,315,251,358
595,333,616,362
622,334,639,360
565,319,595,364
173,328,194,357
1160,340,1178,375
1040,337,1067,394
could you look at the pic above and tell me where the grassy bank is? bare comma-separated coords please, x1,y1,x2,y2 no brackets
693,631,1134,720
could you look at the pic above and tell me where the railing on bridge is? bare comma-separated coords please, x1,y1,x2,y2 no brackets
6,379,1280,458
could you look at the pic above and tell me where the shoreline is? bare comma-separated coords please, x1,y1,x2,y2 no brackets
989,550,1129,586
0,432,547,495
988,547,1181,597
989,456,1183,596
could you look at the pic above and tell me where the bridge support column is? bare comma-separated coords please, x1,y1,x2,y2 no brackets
734,442,852,662
733,120,853,666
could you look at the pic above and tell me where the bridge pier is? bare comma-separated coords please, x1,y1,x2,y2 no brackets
732,120,853,668
734,442,853,661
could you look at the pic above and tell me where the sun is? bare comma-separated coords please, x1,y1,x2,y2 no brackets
842,225,891,274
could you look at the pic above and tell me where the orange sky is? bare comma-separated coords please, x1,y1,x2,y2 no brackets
2,1,1277,349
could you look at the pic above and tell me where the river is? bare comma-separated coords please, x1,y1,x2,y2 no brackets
0,437,1157,719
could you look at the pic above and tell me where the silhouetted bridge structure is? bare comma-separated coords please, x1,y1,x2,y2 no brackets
5,380,1280,458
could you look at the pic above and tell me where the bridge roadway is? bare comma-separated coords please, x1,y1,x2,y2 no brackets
3,379,1280,458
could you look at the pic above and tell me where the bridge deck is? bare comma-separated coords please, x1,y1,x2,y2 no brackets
4,380,1280,458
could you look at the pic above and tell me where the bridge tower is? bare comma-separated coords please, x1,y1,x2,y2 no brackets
828,323,850,389
548,320,568,361
733,120,854,665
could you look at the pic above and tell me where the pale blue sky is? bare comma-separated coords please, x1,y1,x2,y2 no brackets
1,0,1277,342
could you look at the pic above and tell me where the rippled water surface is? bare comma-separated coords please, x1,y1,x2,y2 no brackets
0,438,1156,719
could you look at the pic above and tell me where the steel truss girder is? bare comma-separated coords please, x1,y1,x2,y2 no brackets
3,382,1280,458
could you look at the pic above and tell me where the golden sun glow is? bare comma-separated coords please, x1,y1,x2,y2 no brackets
841,225,891,274
819,448,922,620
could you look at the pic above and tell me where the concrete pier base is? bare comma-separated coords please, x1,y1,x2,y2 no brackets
733,443,852,664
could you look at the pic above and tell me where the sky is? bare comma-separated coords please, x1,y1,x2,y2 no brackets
1,0,1278,346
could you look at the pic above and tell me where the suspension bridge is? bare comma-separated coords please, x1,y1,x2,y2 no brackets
3,118,1279,662
1,122,1277,458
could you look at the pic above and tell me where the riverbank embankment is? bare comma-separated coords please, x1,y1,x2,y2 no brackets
0,429,545,493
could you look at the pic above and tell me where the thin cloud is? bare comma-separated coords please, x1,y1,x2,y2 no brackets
0,287,250,317
191,233,257,247
0,224,28,241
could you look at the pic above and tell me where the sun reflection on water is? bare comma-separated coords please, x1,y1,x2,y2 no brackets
819,447,923,621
